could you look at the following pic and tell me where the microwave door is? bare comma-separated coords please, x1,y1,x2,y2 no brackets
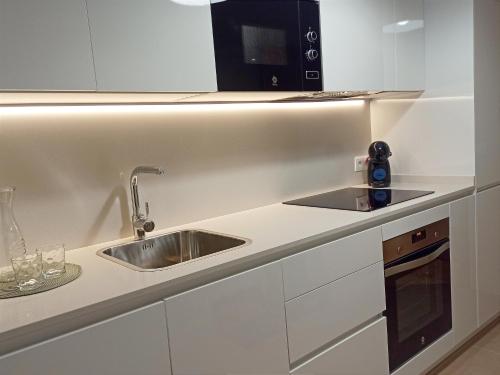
211,0,303,91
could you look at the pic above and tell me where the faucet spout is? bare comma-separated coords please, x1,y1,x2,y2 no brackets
129,166,165,240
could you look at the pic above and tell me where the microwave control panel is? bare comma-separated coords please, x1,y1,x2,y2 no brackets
299,0,323,91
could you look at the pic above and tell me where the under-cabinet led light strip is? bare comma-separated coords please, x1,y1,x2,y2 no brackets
0,100,366,116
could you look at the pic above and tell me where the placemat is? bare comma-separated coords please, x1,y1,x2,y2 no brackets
0,263,82,299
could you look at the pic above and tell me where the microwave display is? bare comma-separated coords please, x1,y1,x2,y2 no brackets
242,25,288,66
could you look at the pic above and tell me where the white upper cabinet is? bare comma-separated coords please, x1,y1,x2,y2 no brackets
320,0,425,92
86,0,217,92
394,0,425,90
320,0,395,91
0,0,96,90
0,0,424,93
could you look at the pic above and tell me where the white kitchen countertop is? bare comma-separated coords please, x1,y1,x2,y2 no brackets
0,176,475,355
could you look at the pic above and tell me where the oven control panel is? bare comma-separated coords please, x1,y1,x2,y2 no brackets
412,229,427,243
383,218,449,264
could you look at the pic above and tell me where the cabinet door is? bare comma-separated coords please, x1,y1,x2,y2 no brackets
394,0,425,91
0,0,96,90
450,196,478,344
86,0,217,92
477,186,500,326
292,318,389,375
394,0,425,90
320,0,395,91
0,302,171,375
474,0,500,189
165,262,289,375
320,0,425,92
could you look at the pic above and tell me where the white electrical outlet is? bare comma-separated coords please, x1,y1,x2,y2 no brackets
354,155,368,172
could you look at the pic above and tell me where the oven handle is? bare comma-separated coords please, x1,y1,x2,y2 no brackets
384,241,450,278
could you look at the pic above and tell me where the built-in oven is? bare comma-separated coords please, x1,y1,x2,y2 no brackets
383,218,452,373
210,0,323,91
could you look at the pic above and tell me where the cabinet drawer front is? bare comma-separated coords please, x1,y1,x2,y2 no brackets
286,262,385,363
292,318,389,375
382,203,449,241
282,227,383,301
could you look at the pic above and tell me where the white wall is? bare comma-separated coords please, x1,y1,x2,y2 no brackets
0,101,370,250
371,0,475,177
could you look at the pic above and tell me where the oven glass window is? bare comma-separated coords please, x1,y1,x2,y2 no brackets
241,25,288,66
384,238,452,372
395,260,446,342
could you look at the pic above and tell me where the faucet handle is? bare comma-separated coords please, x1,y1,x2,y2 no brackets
145,201,150,217
143,220,155,233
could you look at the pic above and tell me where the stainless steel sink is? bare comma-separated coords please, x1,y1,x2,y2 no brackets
97,230,250,271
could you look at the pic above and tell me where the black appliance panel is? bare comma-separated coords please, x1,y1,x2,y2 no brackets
384,238,452,372
283,188,434,212
211,0,322,91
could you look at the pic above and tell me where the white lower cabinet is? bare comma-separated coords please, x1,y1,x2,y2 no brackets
282,227,383,301
3,195,484,375
164,262,289,375
450,196,478,344
476,186,500,326
0,302,171,375
285,262,386,364
291,318,389,375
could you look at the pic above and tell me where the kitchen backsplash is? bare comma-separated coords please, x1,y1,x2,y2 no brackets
0,101,370,250
371,96,474,177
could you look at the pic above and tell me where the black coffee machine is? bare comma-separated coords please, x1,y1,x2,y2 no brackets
368,141,392,188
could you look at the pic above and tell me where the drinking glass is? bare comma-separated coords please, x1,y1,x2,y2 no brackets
38,244,66,279
0,186,27,282
11,251,42,291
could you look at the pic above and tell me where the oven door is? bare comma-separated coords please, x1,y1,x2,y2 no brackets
384,239,452,373
211,0,322,91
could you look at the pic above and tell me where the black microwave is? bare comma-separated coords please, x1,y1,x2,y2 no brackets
211,0,323,91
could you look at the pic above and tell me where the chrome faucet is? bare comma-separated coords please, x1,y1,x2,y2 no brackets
130,166,165,240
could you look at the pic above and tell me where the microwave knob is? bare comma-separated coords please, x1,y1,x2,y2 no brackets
306,30,318,43
306,49,319,61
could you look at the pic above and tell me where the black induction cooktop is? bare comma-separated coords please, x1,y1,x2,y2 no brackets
283,187,434,212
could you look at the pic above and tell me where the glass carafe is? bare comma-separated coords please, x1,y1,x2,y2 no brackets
0,187,27,282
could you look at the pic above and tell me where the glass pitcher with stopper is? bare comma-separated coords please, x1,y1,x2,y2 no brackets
0,187,27,282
